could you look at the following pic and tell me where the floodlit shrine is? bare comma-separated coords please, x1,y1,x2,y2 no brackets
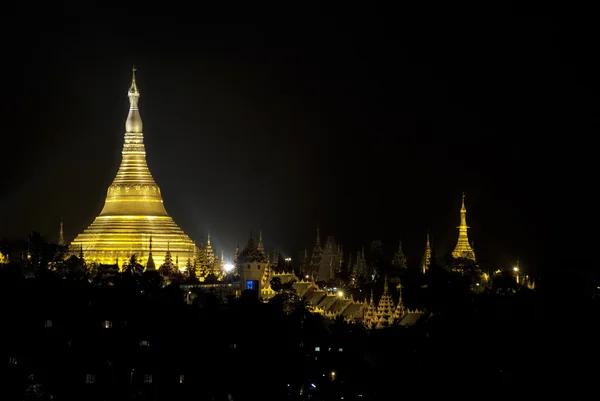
69,69,195,268
452,193,476,261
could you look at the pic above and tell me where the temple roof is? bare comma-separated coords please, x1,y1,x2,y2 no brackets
399,312,423,326
342,303,366,319
292,281,316,297
238,235,267,263
306,290,326,306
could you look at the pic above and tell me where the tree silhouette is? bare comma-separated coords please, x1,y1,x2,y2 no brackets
270,276,283,293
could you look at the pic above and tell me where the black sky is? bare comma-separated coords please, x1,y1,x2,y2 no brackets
0,3,594,272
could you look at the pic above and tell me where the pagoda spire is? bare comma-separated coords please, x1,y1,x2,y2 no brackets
421,231,432,274
316,226,321,246
126,66,142,133
146,235,156,271
257,231,264,253
58,218,65,246
392,239,407,269
451,192,476,261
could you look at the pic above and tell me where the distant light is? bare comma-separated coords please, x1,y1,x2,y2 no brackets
476,283,480,286
223,263,235,272
285,257,292,262
337,291,344,297
311,383,316,388
305,275,309,279
513,266,519,272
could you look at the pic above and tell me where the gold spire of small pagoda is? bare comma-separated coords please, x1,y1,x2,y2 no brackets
69,68,195,268
257,231,264,253
316,226,321,246
58,218,65,246
421,231,432,274
146,235,156,271
451,192,476,261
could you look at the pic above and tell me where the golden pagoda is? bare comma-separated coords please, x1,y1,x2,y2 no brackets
451,193,476,261
69,68,195,269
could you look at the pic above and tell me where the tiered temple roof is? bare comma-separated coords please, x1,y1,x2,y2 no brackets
238,235,268,263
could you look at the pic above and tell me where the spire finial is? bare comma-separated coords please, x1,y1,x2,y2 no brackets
58,217,65,246
126,66,142,132
316,226,320,246
129,66,139,96
384,275,389,293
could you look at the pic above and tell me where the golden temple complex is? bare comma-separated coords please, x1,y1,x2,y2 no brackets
69,68,195,268
451,193,476,261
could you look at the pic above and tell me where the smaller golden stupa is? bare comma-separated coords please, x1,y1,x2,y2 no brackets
451,193,476,261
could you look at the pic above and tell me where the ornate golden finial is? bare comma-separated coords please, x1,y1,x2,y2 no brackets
126,66,142,132
130,65,139,93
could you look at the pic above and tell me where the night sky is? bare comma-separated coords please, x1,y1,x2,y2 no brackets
0,4,593,272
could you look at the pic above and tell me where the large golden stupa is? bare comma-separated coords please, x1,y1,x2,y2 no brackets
70,68,195,268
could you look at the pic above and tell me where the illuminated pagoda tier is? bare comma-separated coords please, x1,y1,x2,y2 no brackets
374,276,395,328
70,68,195,268
451,193,476,261
363,289,376,329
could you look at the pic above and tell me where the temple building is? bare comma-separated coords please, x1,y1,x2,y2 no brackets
391,240,408,270
372,276,395,328
351,247,368,283
318,235,342,282
69,68,195,268
451,193,476,261
237,233,269,295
